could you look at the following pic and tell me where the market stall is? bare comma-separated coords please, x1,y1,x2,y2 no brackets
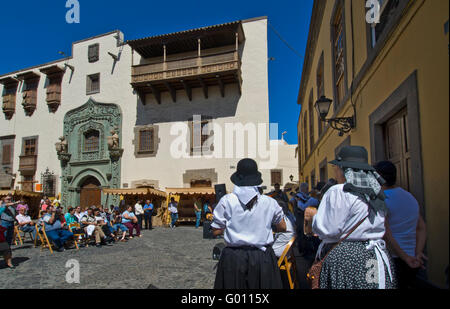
0,190,43,219
165,187,216,226
102,187,167,227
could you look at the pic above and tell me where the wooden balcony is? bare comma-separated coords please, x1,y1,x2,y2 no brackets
18,155,37,175
2,94,16,119
131,51,242,104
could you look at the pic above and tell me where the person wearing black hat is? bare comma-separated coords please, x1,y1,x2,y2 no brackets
211,158,286,289
304,146,397,289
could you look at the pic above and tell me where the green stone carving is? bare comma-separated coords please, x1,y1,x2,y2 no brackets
59,98,122,210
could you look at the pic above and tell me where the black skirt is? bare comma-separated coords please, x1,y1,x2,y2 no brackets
214,246,283,289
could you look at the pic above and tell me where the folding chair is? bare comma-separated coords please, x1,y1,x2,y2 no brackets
69,222,88,249
35,224,54,254
14,224,35,246
13,225,23,246
277,235,298,289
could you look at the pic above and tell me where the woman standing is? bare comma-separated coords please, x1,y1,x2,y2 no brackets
305,146,396,289
211,158,286,289
0,225,14,269
0,195,17,248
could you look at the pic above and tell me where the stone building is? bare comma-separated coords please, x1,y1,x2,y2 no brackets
296,0,448,286
0,16,296,210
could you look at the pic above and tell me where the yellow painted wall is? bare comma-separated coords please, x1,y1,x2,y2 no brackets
298,0,449,286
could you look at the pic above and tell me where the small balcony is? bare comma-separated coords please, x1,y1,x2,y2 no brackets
2,94,16,119
131,50,242,104
18,155,37,175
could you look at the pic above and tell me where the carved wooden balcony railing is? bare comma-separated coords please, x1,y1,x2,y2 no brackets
18,154,37,174
2,94,16,120
40,65,65,113
0,77,18,120
17,72,40,117
131,50,242,104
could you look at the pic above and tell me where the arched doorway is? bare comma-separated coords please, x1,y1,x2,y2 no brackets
79,176,101,209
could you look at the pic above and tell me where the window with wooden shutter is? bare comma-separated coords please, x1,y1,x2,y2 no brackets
310,170,316,190
309,91,315,153
190,117,213,156
369,0,401,48
271,170,282,186
84,130,99,152
2,145,11,165
86,73,100,94
139,129,155,153
333,4,346,107
88,44,100,63
24,138,36,156
316,52,325,136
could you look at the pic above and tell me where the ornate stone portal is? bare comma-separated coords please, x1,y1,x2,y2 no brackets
58,98,123,209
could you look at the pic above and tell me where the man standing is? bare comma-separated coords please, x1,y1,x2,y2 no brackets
194,198,202,229
143,200,154,230
168,198,178,229
375,161,427,289
134,200,144,230
272,183,289,203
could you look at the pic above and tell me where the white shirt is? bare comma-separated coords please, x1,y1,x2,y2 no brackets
168,203,178,214
134,203,144,215
16,213,32,225
273,214,296,257
212,188,284,250
312,184,386,243
74,211,84,222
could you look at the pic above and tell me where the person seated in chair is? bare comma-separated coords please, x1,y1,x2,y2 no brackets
15,204,37,240
80,208,108,247
122,205,141,238
94,208,115,243
42,206,74,252
111,209,128,242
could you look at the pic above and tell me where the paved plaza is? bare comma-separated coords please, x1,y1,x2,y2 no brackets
0,226,224,289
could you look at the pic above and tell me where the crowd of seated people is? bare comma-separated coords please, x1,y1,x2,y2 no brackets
6,200,145,253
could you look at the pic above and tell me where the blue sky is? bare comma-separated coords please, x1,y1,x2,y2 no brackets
0,0,313,145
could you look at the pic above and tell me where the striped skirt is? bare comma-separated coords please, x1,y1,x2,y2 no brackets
319,240,397,289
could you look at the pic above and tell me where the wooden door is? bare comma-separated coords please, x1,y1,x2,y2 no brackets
79,177,101,209
384,109,411,191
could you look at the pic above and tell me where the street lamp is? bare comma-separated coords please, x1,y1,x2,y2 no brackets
314,95,356,137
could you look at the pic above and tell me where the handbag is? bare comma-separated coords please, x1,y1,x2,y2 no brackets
306,213,369,289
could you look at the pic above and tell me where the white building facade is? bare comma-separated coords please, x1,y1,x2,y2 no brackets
0,17,296,209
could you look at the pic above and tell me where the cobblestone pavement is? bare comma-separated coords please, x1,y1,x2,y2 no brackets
0,226,224,289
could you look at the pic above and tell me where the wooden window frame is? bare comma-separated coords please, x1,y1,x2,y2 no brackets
2,144,11,165
134,125,159,158
271,169,283,186
316,51,325,137
330,0,348,111
23,137,37,156
308,90,315,154
189,116,214,156
83,130,100,152
88,43,100,63
138,128,155,153
86,73,100,95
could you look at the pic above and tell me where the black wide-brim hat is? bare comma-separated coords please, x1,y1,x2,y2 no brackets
329,145,375,171
230,158,263,186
